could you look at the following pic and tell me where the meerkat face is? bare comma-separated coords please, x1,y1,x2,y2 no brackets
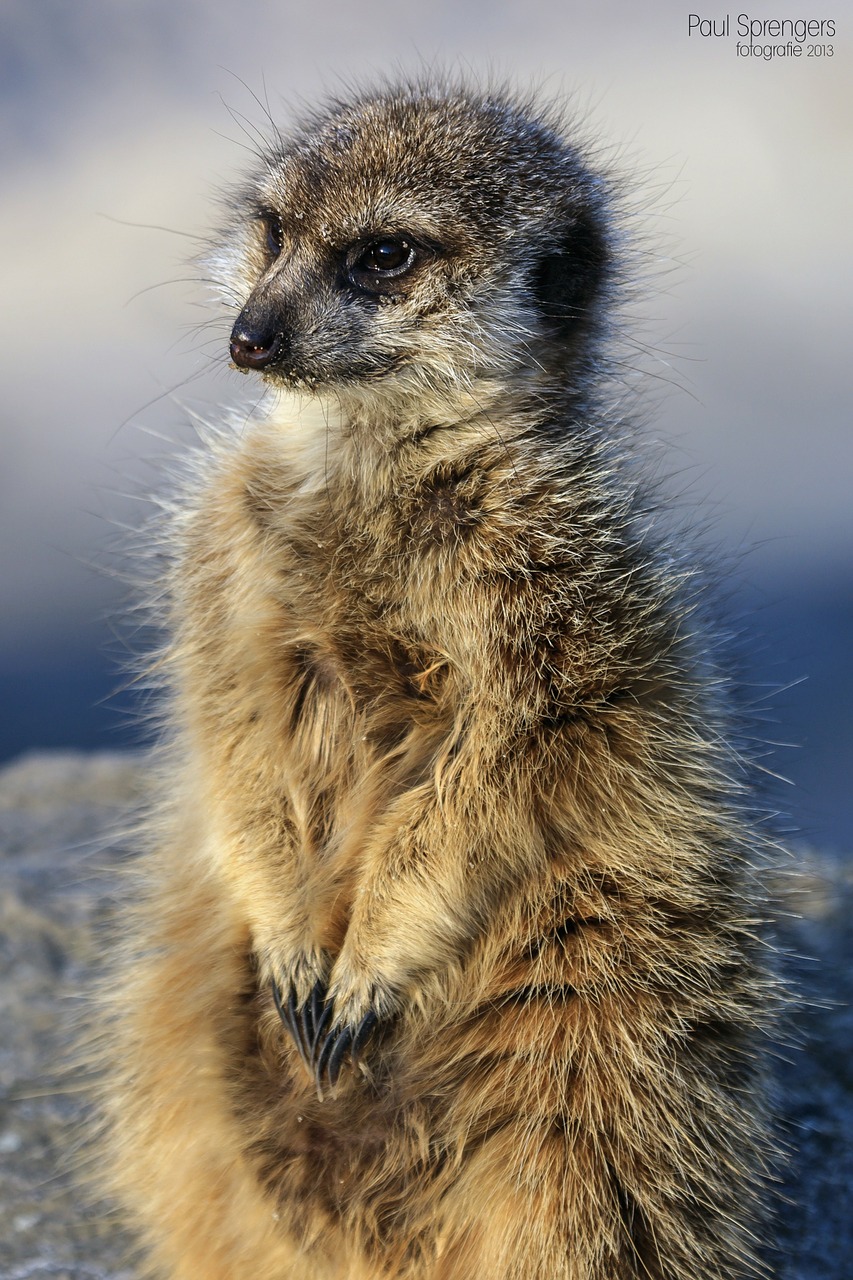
212,85,612,414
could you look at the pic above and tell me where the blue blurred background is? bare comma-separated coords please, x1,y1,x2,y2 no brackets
2,0,850,850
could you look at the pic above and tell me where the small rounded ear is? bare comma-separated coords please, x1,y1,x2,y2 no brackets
532,208,610,338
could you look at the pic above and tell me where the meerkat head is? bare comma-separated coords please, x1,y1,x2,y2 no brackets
211,81,614,423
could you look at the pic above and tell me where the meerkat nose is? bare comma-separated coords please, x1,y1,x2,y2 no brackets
229,322,283,370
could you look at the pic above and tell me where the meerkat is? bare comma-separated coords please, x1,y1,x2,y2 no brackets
99,79,779,1280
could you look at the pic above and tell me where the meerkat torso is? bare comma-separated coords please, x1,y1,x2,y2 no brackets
100,82,778,1280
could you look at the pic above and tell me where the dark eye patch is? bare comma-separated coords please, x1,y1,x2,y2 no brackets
532,210,609,337
257,209,284,259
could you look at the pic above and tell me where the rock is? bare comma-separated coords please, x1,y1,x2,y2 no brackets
0,751,143,1280
0,751,848,1278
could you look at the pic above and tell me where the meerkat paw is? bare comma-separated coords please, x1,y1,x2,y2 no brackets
314,1003,382,1092
268,951,333,1071
312,969,396,1094
270,950,394,1094
273,979,383,1094
271,973,331,1072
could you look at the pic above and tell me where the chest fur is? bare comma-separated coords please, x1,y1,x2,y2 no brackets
175,459,465,859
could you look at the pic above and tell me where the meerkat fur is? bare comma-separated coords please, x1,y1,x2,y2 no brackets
99,76,779,1280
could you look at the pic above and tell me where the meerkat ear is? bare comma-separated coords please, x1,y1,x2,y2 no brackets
532,208,609,338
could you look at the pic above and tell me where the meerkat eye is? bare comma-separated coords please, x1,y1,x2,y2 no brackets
360,239,412,272
259,211,284,259
349,237,416,290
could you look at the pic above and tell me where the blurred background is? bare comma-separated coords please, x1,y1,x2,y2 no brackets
1,0,850,851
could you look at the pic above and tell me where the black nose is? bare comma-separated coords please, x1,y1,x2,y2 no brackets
229,320,283,370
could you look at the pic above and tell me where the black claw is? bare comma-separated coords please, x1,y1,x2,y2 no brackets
309,979,325,1042
271,980,308,1067
352,1009,379,1063
287,988,306,1057
310,1000,334,1061
327,1024,355,1089
300,994,314,1054
315,1024,340,1085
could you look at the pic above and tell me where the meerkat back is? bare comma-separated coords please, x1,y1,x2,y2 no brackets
100,80,779,1280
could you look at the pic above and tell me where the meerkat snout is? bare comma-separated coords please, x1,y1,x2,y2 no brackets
229,318,283,370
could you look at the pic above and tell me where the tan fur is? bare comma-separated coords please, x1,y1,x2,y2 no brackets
99,80,778,1279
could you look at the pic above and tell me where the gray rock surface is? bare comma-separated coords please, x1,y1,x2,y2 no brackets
0,751,849,1278
0,752,141,1280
